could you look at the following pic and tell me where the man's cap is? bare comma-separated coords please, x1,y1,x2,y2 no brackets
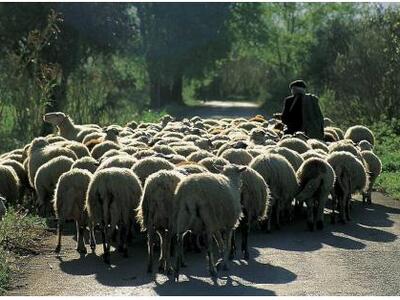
289,80,307,89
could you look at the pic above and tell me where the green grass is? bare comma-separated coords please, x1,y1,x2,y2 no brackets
0,208,47,294
370,119,400,200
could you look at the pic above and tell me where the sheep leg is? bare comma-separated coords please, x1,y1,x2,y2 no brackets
241,214,250,260
345,196,352,221
76,221,87,254
174,233,183,282
316,193,327,230
89,225,96,252
229,230,236,260
330,192,337,224
306,200,315,231
146,228,155,273
160,230,172,274
119,224,129,258
54,219,63,253
275,202,281,230
206,233,218,277
102,222,111,264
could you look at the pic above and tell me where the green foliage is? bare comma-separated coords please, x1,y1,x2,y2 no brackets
369,119,400,200
0,209,47,294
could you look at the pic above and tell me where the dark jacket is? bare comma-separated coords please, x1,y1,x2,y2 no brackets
281,93,324,140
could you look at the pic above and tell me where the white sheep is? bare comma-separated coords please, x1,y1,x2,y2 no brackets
0,165,20,205
0,196,6,221
199,157,230,173
71,156,98,173
43,112,100,142
230,166,269,260
266,146,304,171
250,153,299,231
136,170,185,274
186,150,215,163
344,125,375,145
278,137,311,154
86,167,143,264
27,137,77,188
361,150,382,204
172,164,244,280
296,158,335,231
53,169,93,254
327,151,368,223
34,156,74,216
220,148,253,166
97,155,137,170
131,157,175,185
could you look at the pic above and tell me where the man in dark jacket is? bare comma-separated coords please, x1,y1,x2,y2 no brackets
281,80,324,140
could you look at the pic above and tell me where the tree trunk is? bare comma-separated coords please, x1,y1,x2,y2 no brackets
40,72,68,136
170,75,183,105
149,72,161,109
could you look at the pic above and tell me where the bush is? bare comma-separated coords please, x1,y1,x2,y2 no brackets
0,208,47,294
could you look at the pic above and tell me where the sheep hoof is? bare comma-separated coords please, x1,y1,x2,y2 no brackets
216,261,229,271
209,268,218,278
54,245,61,253
174,272,180,282
158,264,165,274
90,244,96,253
316,221,324,230
243,251,250,261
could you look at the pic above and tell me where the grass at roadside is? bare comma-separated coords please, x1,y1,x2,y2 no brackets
0,208,47,294
371,120,400,200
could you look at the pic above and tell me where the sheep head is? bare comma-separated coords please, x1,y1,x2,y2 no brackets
43,112,67,126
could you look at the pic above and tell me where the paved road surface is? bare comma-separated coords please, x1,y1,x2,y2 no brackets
7,102,400,296
9,192,400,296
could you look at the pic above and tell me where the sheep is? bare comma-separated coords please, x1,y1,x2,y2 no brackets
361,150,382,204
0,165,20,205
324,117,334,127
328,140,363,161
266,147,304,171
134,149,156,160
172,164,244,280
301,150,327,161
53,169,93,254
86,167,143,264
71,156,98,173
307,139,329,153
199,157,230,173
358,140,374,151
326,126,345,140
176,162,210,175
131,157,175,185
172,145,200,157
151,145,177,156
34,156,74,216
97,155,137,170
230,166,269,260
82,131,105,145
54,140,91,158
278,137,311,154
220,148,253,166
0,159,29,200
0,196,6,221
43,112,100,142
91,141,121,160
327,151,368,223
154,153,187,165
324,127,340,141
136,170,185,273
344,125,375,145
186,150,215,163
295,158,335,231
27,137,77,187
250,153,299,231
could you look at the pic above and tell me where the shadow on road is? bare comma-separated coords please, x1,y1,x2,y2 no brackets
154,275,276,296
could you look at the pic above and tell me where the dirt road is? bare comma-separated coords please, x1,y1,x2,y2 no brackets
8,102,400,296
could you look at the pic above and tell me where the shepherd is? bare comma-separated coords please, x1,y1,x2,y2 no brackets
281,80,324,140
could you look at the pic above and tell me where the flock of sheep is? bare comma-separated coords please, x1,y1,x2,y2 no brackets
0,111,382,280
